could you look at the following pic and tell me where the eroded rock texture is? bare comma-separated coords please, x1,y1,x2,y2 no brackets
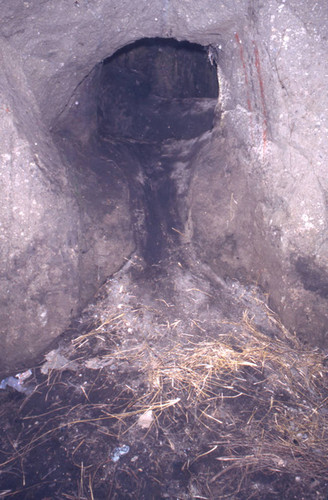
0,0,327,374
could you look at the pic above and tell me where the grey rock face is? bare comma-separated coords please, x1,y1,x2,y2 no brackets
189,1,328,345
0,0,327,373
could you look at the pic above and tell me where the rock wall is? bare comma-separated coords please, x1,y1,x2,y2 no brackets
0,0,327,374
189,2,328,345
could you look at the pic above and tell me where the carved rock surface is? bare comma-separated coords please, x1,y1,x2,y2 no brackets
0,0,327,374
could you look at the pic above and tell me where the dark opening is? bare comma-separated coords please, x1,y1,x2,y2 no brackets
97,38,219,263
2,31,327,500
98,38,218,141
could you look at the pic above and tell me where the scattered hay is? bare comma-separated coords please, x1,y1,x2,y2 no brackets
1,262,328,499
70,297,328,496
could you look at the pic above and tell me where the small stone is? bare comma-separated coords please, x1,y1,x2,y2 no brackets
137,410,153,429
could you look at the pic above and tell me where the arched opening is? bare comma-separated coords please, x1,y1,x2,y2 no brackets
98,38,218,141
1,6,328,497
94,38,219,264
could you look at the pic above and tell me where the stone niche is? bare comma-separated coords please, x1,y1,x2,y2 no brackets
0,0,327,375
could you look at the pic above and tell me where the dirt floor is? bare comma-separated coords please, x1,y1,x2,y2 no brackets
1,250,328,499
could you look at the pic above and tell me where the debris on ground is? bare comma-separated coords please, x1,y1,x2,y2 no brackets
0,369,33,395
40,350,79,375
0,254,327,499
111,445,130,463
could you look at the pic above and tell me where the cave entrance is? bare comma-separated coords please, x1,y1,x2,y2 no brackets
97,38,219,264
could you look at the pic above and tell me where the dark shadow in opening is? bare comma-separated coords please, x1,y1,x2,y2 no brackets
97,37,219,264
98,37,218,142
